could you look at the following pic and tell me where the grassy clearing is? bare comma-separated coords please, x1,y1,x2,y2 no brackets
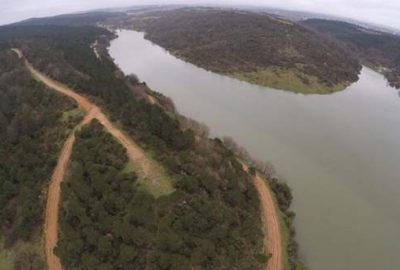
60,107,84,123
231,67,348,94
122,157,175,199
133,159,175,199
297,261,309,270
113,120,175,199
0,232,45,270
60,107,85,134
0,241,13,270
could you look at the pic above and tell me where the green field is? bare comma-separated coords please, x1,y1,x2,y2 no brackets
0,234,45,270
232,67,348,94
0,246,13,270
122,158,175,198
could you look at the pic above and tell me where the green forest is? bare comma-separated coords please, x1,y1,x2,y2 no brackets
56,120,262,269
114,8,361,93
303,19,400,89
0,48,81,269
0,23,266,269
0,16,303,269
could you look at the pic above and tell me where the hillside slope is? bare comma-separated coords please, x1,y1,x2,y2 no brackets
0,17,307,269
303,19,400,89
114,8,361,93
0,24,269,270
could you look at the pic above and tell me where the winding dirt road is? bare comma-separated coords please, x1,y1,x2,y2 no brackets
254,174,282,270
13,49,161,270
242,163,282,270
13,49,282,270
44,111,95,270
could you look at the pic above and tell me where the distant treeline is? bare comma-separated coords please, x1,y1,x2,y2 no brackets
303,19,400,89
114,8,361,93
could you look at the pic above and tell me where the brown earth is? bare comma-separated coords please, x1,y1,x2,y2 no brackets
43,111,94,270
242,163,282,270
254,174,283,270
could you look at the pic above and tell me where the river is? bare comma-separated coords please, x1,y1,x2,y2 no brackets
109,30,400,270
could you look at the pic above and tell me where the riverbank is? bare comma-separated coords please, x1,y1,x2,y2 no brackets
109,29,400,270
106,30,307,269
112,8,360,94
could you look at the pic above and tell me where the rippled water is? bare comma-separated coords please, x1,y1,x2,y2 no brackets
109,30,400,270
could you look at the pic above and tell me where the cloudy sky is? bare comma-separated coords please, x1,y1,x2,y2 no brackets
1,0,399,29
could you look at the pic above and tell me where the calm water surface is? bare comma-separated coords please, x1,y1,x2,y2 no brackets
109,30,400,270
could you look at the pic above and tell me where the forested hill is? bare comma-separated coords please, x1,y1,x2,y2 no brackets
302,19,400,89
14,11,123,26
111,8,361,94
0,22,304,269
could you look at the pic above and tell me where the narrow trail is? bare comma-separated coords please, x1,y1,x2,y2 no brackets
242,164,282,270
12,49,161,270
254,174,283,270
44,111,95,270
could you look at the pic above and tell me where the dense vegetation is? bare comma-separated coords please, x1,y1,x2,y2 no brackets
56,121,263,269
113,8,361,93
1,24,271,269
15,11,123,27
224,137,304,269
303,19,400,89
0,47,81,268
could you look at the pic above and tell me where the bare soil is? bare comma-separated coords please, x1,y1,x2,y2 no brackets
254,174,283,270
242,162,282,270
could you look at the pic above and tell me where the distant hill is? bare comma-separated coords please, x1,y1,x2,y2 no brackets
303,19,400,89
14,11,123,26
113,8,361,94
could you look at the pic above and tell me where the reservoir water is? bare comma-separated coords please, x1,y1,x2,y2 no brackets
109,30,400,270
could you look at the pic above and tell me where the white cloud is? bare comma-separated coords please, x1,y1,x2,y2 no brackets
0,0,399,29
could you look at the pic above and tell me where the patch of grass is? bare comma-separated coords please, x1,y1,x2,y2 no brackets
231,67,348,94
121,161,134,174
0,242,13,270
61,108,85,122
131,158,175,199
115,125,175,198
60,107,85,132
0,232,45,270
102,116,176,199
297,261,310,270
123,159,175,198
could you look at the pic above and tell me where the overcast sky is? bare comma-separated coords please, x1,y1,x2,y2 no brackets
1,0,399,30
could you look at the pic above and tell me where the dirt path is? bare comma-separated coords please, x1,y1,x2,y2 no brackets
254,174,283,270
12,49,161,270
15,49,152,175
242,163,282,270
44,111,95,270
